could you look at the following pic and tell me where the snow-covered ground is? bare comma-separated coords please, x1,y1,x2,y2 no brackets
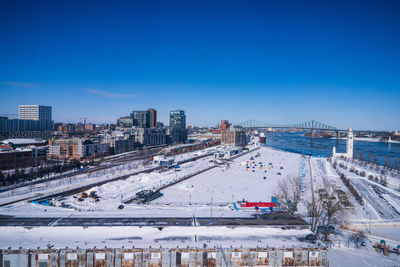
335,158,400,190
0,146,221,206
308,156,400,223
154,147,302,204
0,146,262,217
328,246,400,267
330,159,400,222
61,156,215,211
0,226,315,249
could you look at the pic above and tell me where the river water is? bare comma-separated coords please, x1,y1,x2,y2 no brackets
264,132,400,168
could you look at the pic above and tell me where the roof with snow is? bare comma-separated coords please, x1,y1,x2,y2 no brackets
1,138,46,145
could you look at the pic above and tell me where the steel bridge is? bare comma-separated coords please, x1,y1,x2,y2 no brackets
235,119,391,137
236,119,337,130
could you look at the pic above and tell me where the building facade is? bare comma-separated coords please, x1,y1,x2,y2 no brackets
133,128,166,147
0,247,328,267
107,135,136,155
18,105,52,121
168,128,188,144
221,125,247,146
117,116,134,129
0,146,33,171
0,116,53,140
130,111,150,128
148,108,157,128
1,105,54,141
49,138,108,160
170,110,186,129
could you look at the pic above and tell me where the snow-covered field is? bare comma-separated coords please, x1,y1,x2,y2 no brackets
61,156,215,211
154,147,302,204
328,246,400,267
0,226,314,249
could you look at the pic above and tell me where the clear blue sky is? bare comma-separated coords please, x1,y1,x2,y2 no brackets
1,0,399,130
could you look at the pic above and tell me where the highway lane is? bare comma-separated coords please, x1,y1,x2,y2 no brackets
351,178,400,219
0,212,308,227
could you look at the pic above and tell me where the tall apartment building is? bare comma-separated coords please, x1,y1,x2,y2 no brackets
148,108,157,128
117,108,157,130
18,105,52,121
170,110,186,129
130,110,150,128
169,110,187,144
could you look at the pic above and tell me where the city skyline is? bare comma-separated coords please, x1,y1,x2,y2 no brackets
1,0,400,130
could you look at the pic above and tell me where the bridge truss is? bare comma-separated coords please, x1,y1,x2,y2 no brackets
236,119,337,130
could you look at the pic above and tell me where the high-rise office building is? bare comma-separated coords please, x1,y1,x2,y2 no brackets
148,108,157,128
18,105,52,121
1,105,54,140
169,110,186,129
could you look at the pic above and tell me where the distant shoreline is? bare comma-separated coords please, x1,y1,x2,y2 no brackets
331,137,400,144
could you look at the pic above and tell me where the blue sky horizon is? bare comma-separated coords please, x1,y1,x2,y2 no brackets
1,0,399,130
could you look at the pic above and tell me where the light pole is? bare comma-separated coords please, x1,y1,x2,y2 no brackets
210,191,213,223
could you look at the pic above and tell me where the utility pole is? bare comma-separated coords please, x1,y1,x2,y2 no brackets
369,205,371,234
210,191,213,223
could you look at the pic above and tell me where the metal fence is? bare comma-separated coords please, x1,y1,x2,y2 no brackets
0,247,328,267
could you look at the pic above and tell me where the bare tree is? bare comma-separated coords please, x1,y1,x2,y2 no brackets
277,176,301,215
307,190,325,233
321,187,346,241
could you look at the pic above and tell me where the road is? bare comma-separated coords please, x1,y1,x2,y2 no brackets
0,212,308,227
351,178,400,220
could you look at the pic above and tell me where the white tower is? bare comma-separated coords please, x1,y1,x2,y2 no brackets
346,128,353,158
332,146,336,157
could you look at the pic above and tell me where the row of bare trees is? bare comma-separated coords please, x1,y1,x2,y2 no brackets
353,149,400,173
334,158,390,188
276,176,347,241
0,159,96,187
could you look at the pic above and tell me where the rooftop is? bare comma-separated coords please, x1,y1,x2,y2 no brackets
2,138,46,145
